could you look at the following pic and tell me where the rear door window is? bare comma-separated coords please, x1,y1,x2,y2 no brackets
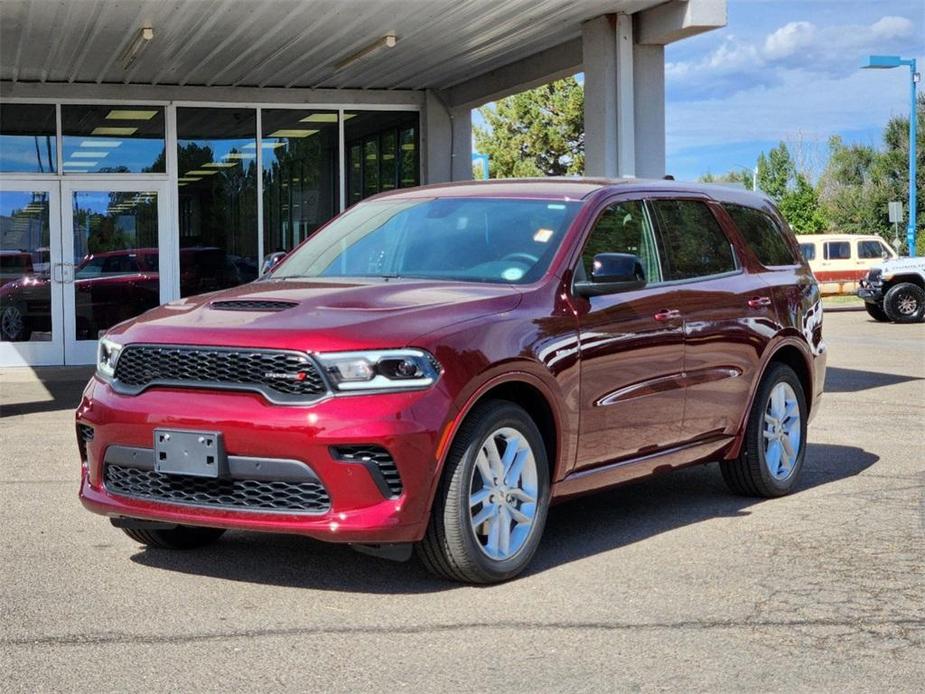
857,240,887,259
649,199,736,281
724,204,797,266
824,241,851,260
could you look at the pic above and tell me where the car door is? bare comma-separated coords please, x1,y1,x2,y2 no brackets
573,197,686,470
647,197,765,442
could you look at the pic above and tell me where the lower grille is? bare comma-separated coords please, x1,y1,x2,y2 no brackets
332,445,403,497
104,464,331,514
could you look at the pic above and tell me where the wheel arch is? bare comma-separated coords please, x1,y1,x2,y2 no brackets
884,274,925,291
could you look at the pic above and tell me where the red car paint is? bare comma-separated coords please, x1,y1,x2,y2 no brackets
77,179,826,544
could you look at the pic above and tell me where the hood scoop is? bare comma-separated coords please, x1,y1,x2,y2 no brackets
209,299,298,312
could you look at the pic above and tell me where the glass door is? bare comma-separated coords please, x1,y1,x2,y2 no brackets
0,180,64,366
60,179,171,364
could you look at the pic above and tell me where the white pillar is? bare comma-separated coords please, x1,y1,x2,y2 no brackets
450,107,472,181
582,14,635,178
633,42,665,178
423,89,452,183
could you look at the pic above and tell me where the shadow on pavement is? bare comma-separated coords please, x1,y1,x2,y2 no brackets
823,366,923,394
0,366,94,418
128,442,878,592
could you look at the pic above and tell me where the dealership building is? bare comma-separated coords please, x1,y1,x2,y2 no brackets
0,0,725,366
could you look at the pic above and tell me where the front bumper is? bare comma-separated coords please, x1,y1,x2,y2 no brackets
857,280,883,302
77,377,455,543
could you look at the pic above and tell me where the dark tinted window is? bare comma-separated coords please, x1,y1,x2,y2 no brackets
724,204,796,266
799,243,816,261
0,103,57,173
581,200,663,283
858,240,887,259
824,241,850,260
650,200,736,281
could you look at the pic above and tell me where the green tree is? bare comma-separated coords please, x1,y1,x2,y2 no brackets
698,169,754,189
779,173,827,233
756,143,795,201
474,76,583,178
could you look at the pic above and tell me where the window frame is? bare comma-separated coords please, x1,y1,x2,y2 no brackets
823,241,852,261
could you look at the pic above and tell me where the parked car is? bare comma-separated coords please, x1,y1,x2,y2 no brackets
858,256,925,323
0,250,34,287
77,179,826,583
796,233,896,296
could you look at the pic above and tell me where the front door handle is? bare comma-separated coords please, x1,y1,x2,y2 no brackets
747,296,772,309
653,308,681,321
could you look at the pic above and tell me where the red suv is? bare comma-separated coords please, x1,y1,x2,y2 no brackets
77,179,826,583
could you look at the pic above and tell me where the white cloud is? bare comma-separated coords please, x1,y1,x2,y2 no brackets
870,15,914,38
763,21,816,60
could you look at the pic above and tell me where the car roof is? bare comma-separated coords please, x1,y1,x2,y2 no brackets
794,234,886,242
370,177,777,206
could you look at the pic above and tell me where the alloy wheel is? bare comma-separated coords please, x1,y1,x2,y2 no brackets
1,306,24,340
762,382,802,480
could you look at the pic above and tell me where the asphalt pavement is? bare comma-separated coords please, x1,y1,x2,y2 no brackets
1,310,923,692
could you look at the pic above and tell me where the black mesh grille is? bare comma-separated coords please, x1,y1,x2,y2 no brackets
867,268,882,283
210,300,297,312
104,464,331,513
76,424,93,462
333,445,403,497
113,345,327,400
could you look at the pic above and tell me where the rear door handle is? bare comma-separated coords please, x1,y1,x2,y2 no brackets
653,309,681,321
747,296,772,309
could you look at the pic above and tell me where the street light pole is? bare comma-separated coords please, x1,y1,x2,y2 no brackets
863,55,919,257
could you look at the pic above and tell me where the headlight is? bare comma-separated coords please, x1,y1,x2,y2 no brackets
96,337,123,381
315,349,441,392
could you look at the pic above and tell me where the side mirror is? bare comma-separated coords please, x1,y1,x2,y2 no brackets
261,251,287,275
574,253,646,297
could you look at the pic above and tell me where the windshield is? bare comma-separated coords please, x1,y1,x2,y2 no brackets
271,197,582,284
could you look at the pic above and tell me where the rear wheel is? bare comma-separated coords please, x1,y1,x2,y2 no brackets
120,525,226,549
721,363,807,498
417,400,550,583
883,282,925,323
864,302,890,322
0,304,30,341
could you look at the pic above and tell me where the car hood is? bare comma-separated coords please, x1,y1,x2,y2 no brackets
878,256,925,273
107,278,522,352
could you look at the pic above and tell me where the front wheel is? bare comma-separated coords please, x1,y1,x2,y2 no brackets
721,363,807,498
864,302,890,322
883,282,925,323
120,525,226,549
417,400,550,583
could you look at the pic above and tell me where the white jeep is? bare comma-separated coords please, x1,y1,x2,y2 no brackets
858,256,925,323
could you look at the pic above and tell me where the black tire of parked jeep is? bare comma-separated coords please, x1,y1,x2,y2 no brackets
120,525,226,549
883,282,925,323
720,363,807,498
864,301,891,322
417,400,550,584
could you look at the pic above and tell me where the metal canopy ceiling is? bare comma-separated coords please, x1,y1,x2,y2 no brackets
0,0,665,91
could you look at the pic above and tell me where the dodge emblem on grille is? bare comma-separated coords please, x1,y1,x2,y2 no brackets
264,371,308,381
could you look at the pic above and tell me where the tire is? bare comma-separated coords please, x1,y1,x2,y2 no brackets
120,525,226,549
883,282,925,323
417,400,550,583
0,303,31,341
864,302,890,322
720,363,807,498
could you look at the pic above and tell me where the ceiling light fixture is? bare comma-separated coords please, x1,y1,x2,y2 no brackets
106,109,158,120
92,127,137,136
268,129,319,138
186,170,219,176
120,26,154,70
335,33,397,71
79,140,122,148
223,152,256,159
299,113,339,123
202,162,238,168
71,151,109,158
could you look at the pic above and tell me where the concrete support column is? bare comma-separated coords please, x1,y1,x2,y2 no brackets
423,89,472,183
582,14,635,178
633,42,665,178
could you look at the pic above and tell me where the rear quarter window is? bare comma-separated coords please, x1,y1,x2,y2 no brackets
799,243,816,261
724,204,798,266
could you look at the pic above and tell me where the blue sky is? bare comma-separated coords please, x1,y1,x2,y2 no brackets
664,0,925,181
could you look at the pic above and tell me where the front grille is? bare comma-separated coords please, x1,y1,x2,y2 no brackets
210,300,297,312
76,424,93,462
867,268,882,284
112,345,327,401
332,445,403,497
104,464,331,514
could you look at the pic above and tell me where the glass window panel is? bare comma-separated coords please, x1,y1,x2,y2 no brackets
582,201,663,283
0,191,52,341
0,103,57,173
857,239,887,259
261,110,339,254
824,241,851,260
70,191,160,339
380,131,397,191
650,200,737,281
176,107,258,296
62,105,165,173
799,243,816,261
724,204,797,266
344,111,419,203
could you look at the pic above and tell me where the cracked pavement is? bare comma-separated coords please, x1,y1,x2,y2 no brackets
1,311,923,692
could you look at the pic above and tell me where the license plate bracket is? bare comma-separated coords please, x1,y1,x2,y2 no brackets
153,429,226,478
